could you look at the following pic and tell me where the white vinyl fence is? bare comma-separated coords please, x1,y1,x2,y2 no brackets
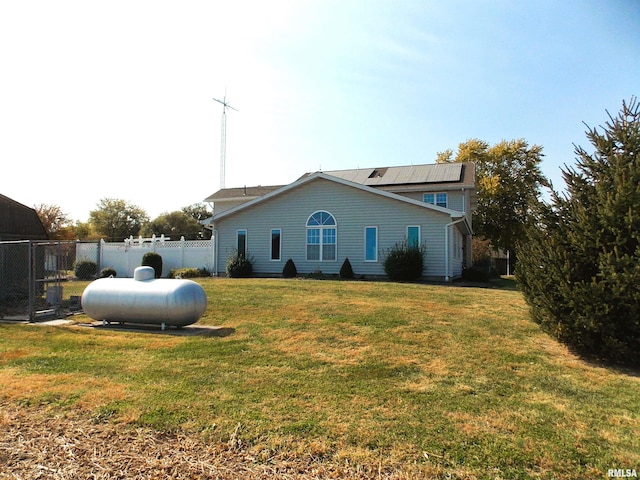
76,235,214,278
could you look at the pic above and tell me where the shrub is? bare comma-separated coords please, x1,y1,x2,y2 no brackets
141,252,163,278
461,266,490,282
100,267,117,278
383,241,425,281
282,259,297,278
74,260,97,280
226,252,253,278
169,267,210,279
339,257,354,279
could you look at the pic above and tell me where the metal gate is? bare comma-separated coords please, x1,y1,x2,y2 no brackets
0,240,84,322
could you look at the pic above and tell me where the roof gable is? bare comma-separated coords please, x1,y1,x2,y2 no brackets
211,172,466,223
206,163,475,208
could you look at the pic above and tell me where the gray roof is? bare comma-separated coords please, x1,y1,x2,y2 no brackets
318,162,475,188
205,162,475,205
204,185,284,202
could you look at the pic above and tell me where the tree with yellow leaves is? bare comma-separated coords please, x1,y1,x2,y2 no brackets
437,138,549,256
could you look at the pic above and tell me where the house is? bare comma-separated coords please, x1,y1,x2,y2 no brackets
204,162,475,281
0,194,48,241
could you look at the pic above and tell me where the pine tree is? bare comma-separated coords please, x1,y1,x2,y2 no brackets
282,259,297,278
339,258,355,279
517,97,640,365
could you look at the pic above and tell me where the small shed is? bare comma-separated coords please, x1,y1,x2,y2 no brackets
0,194,48,241
0,194,48,304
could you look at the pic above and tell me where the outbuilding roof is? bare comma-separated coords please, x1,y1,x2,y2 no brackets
0,194,48,241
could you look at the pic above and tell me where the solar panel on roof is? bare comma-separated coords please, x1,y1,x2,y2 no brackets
323,162,464,186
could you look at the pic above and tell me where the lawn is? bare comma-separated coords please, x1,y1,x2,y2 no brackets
1,278,638,479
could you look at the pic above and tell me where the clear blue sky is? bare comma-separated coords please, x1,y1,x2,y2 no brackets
1,1,638,223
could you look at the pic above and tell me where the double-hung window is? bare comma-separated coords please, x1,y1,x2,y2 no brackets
423,192,448,208
306,211,337,261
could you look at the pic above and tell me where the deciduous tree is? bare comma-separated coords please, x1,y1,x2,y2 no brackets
34,203,74,239
141,211,204,240
181,203,213,239
88,198,149,241
181,203,212,222
437,138,549,254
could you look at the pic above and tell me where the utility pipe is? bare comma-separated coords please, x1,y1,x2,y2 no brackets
213,229,219,276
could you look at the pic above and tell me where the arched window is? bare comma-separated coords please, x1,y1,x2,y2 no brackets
306,211,337,261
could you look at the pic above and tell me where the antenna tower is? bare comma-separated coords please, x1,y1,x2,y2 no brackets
213,93,238,189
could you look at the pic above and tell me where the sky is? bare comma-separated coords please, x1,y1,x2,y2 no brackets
1,0,639,223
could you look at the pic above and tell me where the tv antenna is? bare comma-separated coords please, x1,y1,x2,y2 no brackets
213,92,238,189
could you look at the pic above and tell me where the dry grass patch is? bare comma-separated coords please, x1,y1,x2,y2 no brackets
0,349,31,363
446,409,519,437
1,278,639,479
1,402,440,479
0,368,129,410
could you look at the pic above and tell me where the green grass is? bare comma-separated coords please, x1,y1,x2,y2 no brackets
1,278,638,479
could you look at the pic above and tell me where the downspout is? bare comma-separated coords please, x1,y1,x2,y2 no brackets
444,217,467,282
213,228,219,276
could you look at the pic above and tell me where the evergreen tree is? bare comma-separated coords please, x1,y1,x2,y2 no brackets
517,98,640,365
282,259,297,278
339,257,355,279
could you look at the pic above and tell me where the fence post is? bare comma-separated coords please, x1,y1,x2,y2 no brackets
127,239,134,277
180,236,186,268
28,241,34,322
97,239,103,276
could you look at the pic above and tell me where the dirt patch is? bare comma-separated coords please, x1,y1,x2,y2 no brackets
0,403,436,479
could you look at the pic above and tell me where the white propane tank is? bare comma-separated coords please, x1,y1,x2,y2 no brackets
81,266,207,329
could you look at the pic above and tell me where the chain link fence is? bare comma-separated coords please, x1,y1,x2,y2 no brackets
0,240,90,322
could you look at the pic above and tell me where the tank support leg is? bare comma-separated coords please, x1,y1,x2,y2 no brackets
161,323,166,331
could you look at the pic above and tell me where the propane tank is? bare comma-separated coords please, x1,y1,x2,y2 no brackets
81,266,207,329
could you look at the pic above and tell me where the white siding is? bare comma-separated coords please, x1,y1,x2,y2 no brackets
397,190,466,212
447,192,464,212
214,178,456,278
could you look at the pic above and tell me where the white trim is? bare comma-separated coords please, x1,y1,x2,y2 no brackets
306,210,338,227
364,226,378,262
444,218,466,282
213,229,219,275
423,192,448,208
306,211,337,262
